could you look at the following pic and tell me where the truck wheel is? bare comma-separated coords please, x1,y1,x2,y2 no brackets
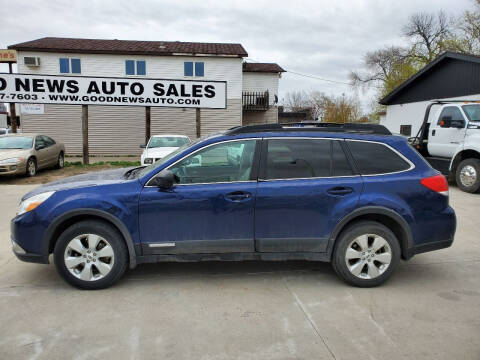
332,221,401,287
456,159,480,193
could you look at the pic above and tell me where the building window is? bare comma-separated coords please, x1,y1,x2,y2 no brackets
184,62,204,77
126,60,146,75
400,125,412,136
59,58,81,74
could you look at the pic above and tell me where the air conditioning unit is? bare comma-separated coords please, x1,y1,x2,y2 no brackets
23,57,40,67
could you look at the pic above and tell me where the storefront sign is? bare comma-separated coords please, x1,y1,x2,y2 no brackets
0,73,227,109
21,103,45,114
0,50,17,63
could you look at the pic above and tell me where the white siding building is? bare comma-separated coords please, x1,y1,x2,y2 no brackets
9,37,284,155
380,52,480,137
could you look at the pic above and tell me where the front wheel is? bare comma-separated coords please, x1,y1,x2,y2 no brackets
26,157,37,177
332,221,401,287
54,220,128,289
456,159,480,193
56,152,65,169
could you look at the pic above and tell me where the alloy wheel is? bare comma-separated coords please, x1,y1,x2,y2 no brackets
460,165,477,188
28,160,36,176
64,234,115,281
345,234,392,279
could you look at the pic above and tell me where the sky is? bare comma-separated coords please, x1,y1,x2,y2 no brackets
0,0,474,113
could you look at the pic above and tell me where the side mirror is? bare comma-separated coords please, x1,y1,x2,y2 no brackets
140,144,146,148
35,144,45,150
149,169,179,189
439,116,452,128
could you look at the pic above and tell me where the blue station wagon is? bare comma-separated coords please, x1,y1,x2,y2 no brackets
10,123,456,289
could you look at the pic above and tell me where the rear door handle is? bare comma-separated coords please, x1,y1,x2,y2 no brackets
224,191,252,202
326,187,353,196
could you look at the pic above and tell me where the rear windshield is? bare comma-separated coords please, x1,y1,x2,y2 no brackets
347,141,410,175
0,136,33,149
462,104,480,121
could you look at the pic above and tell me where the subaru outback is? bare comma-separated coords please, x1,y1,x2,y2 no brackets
10,123,456,289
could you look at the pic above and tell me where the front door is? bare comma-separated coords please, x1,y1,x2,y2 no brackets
428,106,467,158
254,138,362,253
139,139,259,255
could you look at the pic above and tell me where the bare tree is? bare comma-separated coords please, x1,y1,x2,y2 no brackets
282,90,309,112
402,11,453,63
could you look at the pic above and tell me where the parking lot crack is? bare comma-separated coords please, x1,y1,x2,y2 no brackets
283,279,337,360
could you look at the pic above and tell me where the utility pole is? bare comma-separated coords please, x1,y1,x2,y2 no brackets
145,106,151,145
82,105,89,165
196,108,201,138
8,62,17,133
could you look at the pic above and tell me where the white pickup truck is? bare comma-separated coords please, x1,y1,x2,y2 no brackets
410,100,480,193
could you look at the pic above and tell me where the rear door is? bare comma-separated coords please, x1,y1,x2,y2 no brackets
428,106,467,158
254,138,362,253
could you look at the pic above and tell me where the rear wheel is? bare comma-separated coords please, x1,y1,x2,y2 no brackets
332,221,401,287
54,220,128,289
456,158,480,193
26,157,37,177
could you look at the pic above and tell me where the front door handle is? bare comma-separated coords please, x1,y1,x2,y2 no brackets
224,191,252,202
326,187,353,196
432,130,436,136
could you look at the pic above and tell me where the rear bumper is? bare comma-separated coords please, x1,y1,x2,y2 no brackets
406,205,456,259
406,238,453,258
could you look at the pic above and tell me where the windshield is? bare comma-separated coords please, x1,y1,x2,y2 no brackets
462,104,480,121
0,136,33,149
136,141,194,178
148,136,190,148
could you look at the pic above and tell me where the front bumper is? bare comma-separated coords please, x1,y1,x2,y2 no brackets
0,162,27,176
10,216,50,264
11,236,49,264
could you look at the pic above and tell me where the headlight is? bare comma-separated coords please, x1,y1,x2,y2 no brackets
144,158,153,164
0,157,24,165
17,191,55,216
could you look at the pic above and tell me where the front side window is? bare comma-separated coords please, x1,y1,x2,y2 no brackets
41,135,55,147
169,140,257,184
347,141,410,175
264,139,353,180
59,58,81,74
184,62,204,77
438,106,464,124
35,136,46,149
126,60,146,75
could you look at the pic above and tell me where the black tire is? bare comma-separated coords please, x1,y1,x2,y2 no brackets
332,221,401,287
56,152,65,169
25,157,37,177
455,158,480,193
54,220,128,290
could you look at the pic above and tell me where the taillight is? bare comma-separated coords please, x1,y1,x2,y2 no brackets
421,174,449,195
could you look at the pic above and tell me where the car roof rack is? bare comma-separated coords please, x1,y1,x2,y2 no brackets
225,122,392,136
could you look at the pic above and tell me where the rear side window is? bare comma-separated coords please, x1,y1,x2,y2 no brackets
347,141,410,175
264,139,353,179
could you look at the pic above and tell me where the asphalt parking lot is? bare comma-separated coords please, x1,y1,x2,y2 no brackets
0,185,479,360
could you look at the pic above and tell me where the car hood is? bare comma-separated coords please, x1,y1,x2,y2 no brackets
0,148,31,160
23,167,136,200
144,147,178,159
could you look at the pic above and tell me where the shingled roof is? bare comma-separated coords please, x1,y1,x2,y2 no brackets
243,62,286,73
9,37,248,57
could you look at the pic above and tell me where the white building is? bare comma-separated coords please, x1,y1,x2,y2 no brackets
380,52,480,137
8,37,285,155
